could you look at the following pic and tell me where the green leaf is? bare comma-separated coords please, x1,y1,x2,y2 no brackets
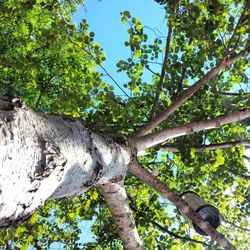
134,49,142,58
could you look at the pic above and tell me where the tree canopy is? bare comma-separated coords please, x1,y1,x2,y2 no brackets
0,0,249,249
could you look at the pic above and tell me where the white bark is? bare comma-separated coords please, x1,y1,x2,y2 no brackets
135,108,250,154
0,99,131,228
160,140,250,152
129,162,237,250
133,47,250,137
100,181,144,250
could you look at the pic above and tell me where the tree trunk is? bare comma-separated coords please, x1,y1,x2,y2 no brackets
0,96,131,228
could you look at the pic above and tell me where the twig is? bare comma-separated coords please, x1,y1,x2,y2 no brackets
151,221,211,246
82,47,130,98
241,175,250,180
243,155,250,161
223,219,250,233
5,240,11,250
145,65,161,77
219,92,250,96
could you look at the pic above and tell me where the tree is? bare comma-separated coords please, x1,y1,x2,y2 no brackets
0,0,250,249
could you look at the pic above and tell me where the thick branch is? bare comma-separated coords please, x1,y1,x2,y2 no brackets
151,221,211,246
135,108,250,154
133,47,250,137
100,181,144,250
0,96,131,228
160,140,250,153
129,162,237,250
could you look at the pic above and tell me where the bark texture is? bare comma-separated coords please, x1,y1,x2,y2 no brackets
160,140,250,152
129,162,237,250
136,108,250,154
100,181,144,250
133,46,250,137
0,96,131,228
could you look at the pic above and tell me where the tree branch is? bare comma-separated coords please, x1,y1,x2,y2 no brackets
145,64,160,77
25,222,43,250
159,140,250,153
223,219,250,233
129,162,237,250
99,181,144,250
135,108,250,154
224,3,249,57
35,77,55,109
150,0,179,118
151,220,211,246
219,92,250,96
243,155,250,161
241,175,250,180
133,47,250,137
5,241,11,250
69,37,130,98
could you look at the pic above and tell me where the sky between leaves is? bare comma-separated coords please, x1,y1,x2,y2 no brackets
73,0,250,247
73,0,166,96
72,0,250,247
68,1,167,245
1,0,249,249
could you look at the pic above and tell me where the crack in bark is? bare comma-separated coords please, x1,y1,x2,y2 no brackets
33,141,67,181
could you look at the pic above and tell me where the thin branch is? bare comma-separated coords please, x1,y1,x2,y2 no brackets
177,65,187,93
5,240,11,250
241,175,250,180
243,155,250,161
82,47,130,98
151,221,211,246
150,0,179,118
224,3,249,57
160,140,250,153
223,219,250,233
70,38,148,117
135,108,250,154
133,46,250,137
25,222,43,250
159,145,179,152
99,181,144,250
145,65,160,77
129,162,237,250
219,92,250,96
69,37,130,98
144,26,166,39
35,77,55,109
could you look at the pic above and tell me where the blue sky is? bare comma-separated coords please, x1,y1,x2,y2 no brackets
73,0,166,95
69,0,167,245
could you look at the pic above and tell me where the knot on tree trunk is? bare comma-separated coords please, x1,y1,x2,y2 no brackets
0,95,22,111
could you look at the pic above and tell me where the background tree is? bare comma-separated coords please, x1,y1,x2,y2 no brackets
0,0,250,249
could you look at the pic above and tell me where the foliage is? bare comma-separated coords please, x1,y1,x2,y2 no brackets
0,0,105,117
0,0,249,249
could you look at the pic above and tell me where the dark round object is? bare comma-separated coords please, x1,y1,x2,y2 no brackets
193,205,221,235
